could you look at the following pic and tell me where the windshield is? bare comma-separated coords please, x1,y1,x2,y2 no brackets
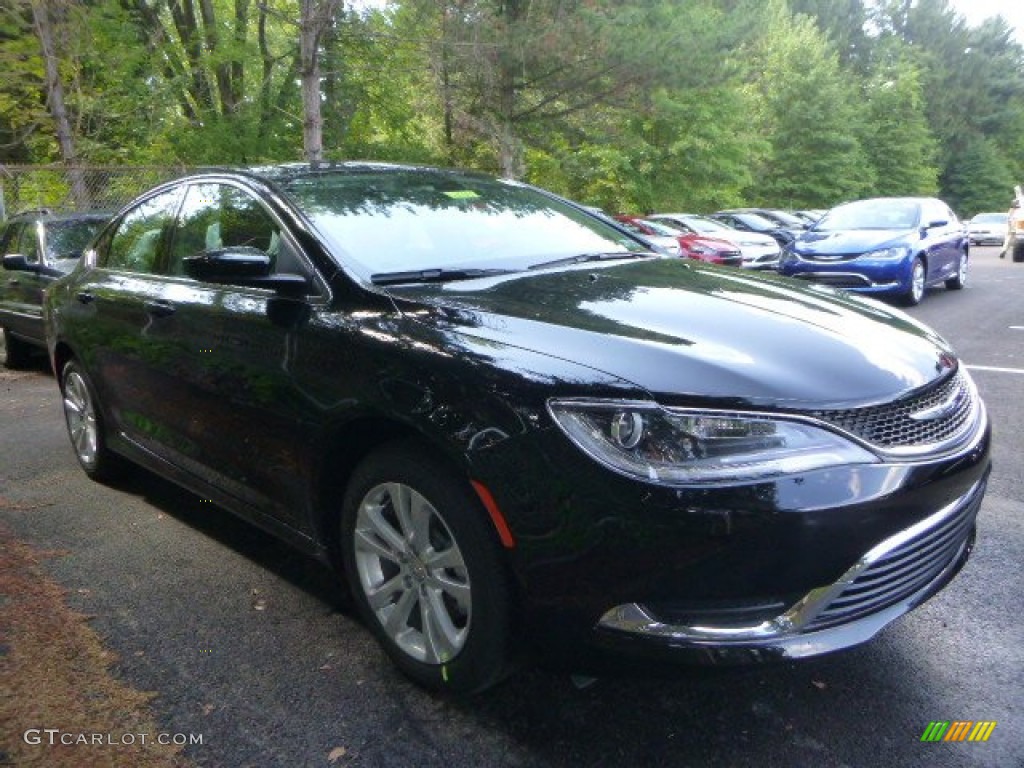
45,218,105,259
731,212,777,229
765,210,805,227
657,215,728,235
280,170,649,276
971,213,1006,224
815,200,922,231
634,219,681,237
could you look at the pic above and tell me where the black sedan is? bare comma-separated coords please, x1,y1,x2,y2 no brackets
44,164,990,692
711,210,801,247
1,209,109,367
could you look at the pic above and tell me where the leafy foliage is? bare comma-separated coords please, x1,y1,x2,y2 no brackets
2,0,1023,216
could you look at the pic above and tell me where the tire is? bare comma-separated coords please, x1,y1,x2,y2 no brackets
945,251,968,290
2,328,33,369
60,360,128,482
340,442,513,694
1013,242,1024,263
902,257,926,306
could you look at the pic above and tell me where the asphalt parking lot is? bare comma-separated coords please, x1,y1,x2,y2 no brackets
2,246,1021,767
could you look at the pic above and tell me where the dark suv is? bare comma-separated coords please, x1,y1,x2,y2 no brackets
0,209,109,367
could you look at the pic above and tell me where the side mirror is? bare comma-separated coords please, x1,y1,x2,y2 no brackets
183,246,272,280
2,254,41,274
183,246,309,297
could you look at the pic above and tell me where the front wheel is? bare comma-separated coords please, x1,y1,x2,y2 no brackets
340,442,513,694
60,360,128,482
902,257,926,306
945,251,968,290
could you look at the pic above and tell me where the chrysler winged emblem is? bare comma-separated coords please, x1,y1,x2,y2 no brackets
909,388,961,422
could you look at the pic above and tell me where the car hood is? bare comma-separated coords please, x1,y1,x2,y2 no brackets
385,259,954,409
685,234,740,252
795,229,912,255
730,231,777,247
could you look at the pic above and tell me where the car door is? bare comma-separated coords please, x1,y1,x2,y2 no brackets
75,186,186,450
141,180,327,530
0,219,47,343
921,200,960,280
0,219,27,333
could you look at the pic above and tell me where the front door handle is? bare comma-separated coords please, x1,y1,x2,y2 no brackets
144,300,176,317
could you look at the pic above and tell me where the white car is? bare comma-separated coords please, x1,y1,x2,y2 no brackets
649,213,780,269
967,212,1007,246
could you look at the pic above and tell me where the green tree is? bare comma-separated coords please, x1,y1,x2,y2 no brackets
860,60,939,196
872,0,1024,203
942,136,1018,216
747,2,874,206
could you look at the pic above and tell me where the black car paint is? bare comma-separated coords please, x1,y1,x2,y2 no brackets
44,167,990,675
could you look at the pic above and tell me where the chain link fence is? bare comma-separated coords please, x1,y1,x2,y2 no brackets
0,165,217,220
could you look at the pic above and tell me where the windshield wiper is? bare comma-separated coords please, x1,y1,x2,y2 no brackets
528,251,654,270
370,267,518,285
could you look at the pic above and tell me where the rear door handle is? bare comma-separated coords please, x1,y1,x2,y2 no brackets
144,300,176,317
76,291,94,304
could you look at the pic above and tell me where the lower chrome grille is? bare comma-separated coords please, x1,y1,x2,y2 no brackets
804,482,984,631
794,272,871,287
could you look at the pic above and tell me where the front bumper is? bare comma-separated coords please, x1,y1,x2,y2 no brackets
594,476,982,663
477,397,991,671
739,245,781,270
779,255,912,294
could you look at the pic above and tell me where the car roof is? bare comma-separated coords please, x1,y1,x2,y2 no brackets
239,161,497,185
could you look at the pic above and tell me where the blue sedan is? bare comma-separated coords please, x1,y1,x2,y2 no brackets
778,197,969,305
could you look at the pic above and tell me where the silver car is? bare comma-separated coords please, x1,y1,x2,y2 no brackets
649,213,780,269
967,212,1007,246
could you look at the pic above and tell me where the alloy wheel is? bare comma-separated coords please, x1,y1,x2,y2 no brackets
353,482,471,664
910,259,926,304
63,370,98,467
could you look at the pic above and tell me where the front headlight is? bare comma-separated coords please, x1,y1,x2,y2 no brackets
548,400,878,485
865,246,909,260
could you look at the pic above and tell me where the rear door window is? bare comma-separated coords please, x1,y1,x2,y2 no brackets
102,188,183,273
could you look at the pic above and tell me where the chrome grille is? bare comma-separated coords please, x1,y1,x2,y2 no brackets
807,369,975,450
804,483,983,632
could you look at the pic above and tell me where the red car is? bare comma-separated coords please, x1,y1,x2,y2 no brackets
615,215,743,266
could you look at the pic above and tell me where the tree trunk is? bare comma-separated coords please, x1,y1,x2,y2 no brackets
257,4,274,140
198,0,234,114
231,0,249,109
127,0,199,122
298,0,344,165
494,0,524,178
31,0,89,207
167,0,216,113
